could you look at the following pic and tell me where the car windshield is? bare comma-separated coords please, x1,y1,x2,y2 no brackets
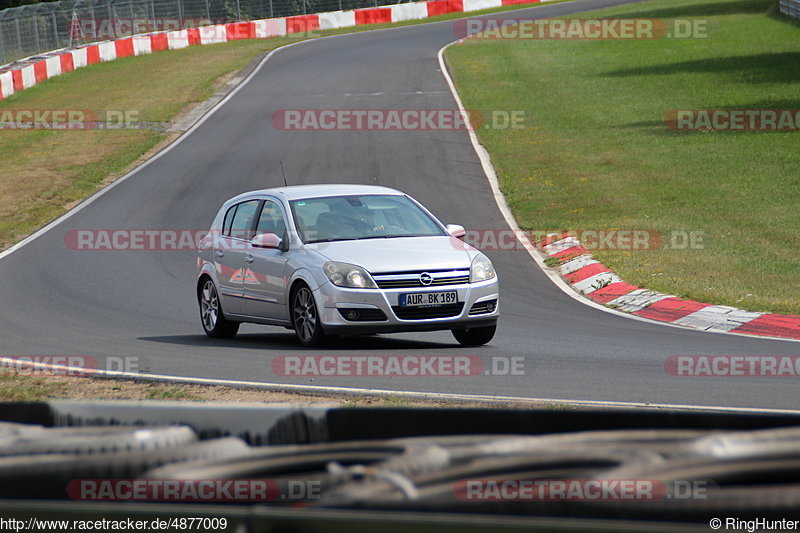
290,194,447,243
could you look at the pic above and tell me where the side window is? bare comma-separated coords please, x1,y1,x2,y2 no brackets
229,200,260,240
256,199,287,238
222,205,237,237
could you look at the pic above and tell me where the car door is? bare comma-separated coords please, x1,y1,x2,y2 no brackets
215,199,260,316
244,198,290,320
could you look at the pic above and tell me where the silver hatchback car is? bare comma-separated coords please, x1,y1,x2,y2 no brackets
196,184,499,346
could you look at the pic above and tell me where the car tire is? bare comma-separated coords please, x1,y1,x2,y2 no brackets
452,324,496,346
199,278,240,338
291,284,326,347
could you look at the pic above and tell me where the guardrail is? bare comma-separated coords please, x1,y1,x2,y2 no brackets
780,0,800,20
0,0,541,102
0,0,410,66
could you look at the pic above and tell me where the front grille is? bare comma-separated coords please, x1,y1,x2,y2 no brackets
338,307,388,322
469,299,497,315
373,270,470,289
392,303,464,320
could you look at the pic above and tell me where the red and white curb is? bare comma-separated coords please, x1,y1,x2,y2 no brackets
539,233,800,341
0,0,552,102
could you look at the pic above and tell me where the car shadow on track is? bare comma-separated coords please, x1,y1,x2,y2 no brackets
137,333,459,351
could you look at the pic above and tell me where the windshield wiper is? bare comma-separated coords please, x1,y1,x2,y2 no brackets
304,238,354,244
306,234,430,243
351,234,422,240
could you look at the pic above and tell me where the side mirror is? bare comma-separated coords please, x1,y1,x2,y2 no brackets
250,232,283,249
446,224,466,239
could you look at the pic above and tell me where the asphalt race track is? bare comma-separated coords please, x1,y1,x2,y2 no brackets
1,0,798,409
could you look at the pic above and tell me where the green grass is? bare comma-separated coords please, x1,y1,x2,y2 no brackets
0,39,284,249
0,0,573,251
446,0,800,314
546,402,577,410
0,374,65,401
144,385,201,400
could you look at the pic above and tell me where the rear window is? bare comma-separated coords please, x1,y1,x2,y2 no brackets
222,205,237,236
226,200,260,240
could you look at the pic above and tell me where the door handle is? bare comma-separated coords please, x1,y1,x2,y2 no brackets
244,254,254,263
214,251,224,258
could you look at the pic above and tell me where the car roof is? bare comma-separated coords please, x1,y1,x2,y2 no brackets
228,184,405,203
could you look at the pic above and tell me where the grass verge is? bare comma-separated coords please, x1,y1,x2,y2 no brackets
445,0,800,314
0,371,559,408
0,0,572,251
0,39,278,249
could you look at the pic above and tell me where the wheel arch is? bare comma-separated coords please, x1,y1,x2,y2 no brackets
288,268,322,296
196,264,219,301
196,273,214,302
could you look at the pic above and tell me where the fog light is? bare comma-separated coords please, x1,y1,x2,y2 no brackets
486,301,496,312
346,310,360,321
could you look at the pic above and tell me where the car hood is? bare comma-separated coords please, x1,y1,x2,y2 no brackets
306,236,476,273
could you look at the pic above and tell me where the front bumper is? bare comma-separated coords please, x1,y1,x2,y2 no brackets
314,278,499,334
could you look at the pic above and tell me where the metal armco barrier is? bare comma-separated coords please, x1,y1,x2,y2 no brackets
0,0,400,66
781,0,800,20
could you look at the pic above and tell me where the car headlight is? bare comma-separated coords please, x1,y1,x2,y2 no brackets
470,254,496,283
323,261,377,289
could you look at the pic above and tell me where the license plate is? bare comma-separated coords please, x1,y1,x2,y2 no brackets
400,291,458,307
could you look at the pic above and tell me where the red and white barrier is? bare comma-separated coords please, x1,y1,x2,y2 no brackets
539,233,800,341
0,71,12,97
391,3,430,21
0,0,551,101
319,11,357,29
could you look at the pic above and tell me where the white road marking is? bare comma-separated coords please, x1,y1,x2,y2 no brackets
4,356,800,415
436,40,798,344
